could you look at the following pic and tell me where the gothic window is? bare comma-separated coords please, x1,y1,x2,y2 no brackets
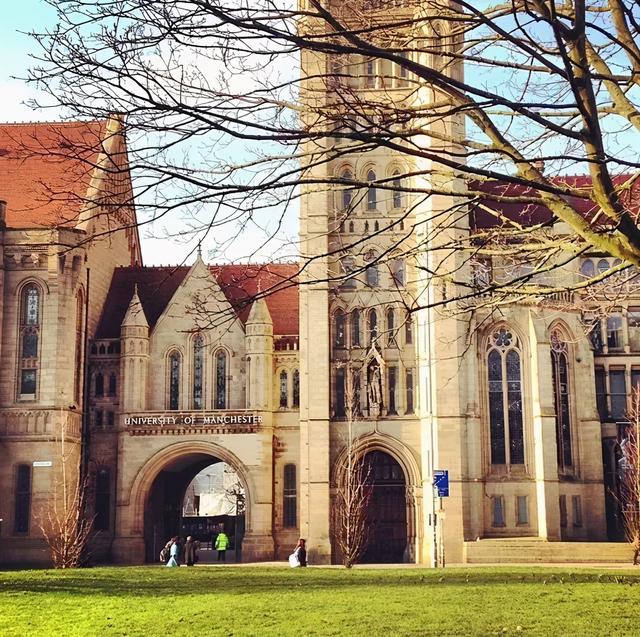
340,256,357,289
364,58,376,88
580,259,595,279
351,309,361,347
95,373,104,398
292,369,300,408
367,169,377,210
193,335,204,409
597,258,610,275
335,367,346,417
487,327,524,466
215,350,227,409
19,284,41,395
388,366,397,415
341,169,353,209
169,351,181,410
386,308,397,347
94,468,110,531
108,373,117,397
280,370,288,408
283,464,297,527
405,370,414,415
74,291,84,404
551,331,573,469
392,172,403,208
14,464,31,534
607,315,623,350
366,262,379,287
391,259,405,287
368,309,378,345
334,309,346,348
405,312,413,345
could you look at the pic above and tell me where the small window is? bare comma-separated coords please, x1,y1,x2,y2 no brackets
392,173,403,208
405,369,414,414
580,259,595,279
280,370,288,408
334,309,346,348
405,312,413,345
387,308,397,347
368,309,378,345
364,58,376,88
215,350,227,409
108,373,117,397
95,373,104,398
95,409,103,428
491,495,505,527
292,369,300,408
516,496,528,526
283,464,297,528
14,464,31,534
366,263,379,288
341,169,353,209
559,495,567,528
388,366,397,415
606,315,623,350
335,367,346,417
366,169,377,210
610,369,627,420
595,366,608,421
629,310,640,351
572,495,583,528
107,411,115,428
597,258,610,275
351,309,361,347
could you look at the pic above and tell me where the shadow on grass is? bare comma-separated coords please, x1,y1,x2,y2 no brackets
2,567,640,598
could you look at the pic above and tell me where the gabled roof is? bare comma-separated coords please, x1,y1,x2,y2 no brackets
469,174,640,230
0,120,107,228
95,263,299,338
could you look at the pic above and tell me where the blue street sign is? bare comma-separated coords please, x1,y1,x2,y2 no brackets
433,470,449,497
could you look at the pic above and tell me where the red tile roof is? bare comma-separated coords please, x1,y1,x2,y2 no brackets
95,263,299,338
0,120,107,228
469,174,640,230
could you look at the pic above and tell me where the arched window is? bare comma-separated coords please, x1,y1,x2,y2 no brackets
405,311,413,345
283,464,297,527
108,373,117,397
366,263,379,287
367,169,377,210
391,258,405,286
392,173,403,209
387,308,397,347
94,468,110,531
334,309,346,347
368,309,378,345
19,284,41,395
340,256,357,289
341,169,353,209
580,259,595,279
280,370,288,408
94,373,104,398
364,57,376,88
169,351,181,410
292,369,300,408
215,350,227,409
551,331,573,468
351,309,361,347
597,258,610,275
192,335,204,409
487,327,524,465
74,291,84,404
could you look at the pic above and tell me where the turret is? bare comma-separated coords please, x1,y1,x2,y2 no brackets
120,285,149,412
245,298,273,410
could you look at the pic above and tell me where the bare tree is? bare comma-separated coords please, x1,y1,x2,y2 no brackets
333,363,372,567
39,417,94,568
615,390,640,565
22,0,640,308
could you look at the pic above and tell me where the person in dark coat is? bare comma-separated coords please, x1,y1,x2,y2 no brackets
184,536,198,566
293,538,307,567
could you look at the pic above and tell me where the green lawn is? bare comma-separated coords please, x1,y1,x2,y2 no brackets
1,566,640,636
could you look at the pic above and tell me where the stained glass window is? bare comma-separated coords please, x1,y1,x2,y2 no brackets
19,284,41,396
351,309,361,347
487,327,524,465
334,309,346,347
169,351,180,410
369,309,378,345
215,350,227,409
193,335,204,409
551,332,572,468
280,370,288,408
367,170,377,210
292,369,300,408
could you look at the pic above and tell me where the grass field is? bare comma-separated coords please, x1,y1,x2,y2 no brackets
1,565,640,636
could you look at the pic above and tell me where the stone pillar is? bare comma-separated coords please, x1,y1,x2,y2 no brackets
245,299,273,411
529,312,561,540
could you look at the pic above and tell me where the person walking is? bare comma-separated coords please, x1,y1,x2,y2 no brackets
165,536,180,567
215,529,230,562
184,536,198,566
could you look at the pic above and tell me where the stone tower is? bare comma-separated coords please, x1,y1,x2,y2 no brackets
120,285,149,413
245,298,274,411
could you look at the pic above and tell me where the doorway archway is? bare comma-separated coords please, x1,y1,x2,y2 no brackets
360,450,407,563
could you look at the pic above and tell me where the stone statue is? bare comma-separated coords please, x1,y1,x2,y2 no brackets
367,365,381,412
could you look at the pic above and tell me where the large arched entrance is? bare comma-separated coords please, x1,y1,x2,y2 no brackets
361,450,408,563
143,452,246,563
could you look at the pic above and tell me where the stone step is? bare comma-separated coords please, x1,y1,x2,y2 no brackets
463,540,633,563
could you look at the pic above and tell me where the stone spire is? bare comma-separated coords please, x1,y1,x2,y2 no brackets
122,284,148,328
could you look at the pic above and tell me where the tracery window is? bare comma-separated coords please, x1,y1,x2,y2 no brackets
19,284,41,395
169,351,181,410
108,373,117,397
292,369,300,408
392,172,403,208
192,335,204,409
487,327,524,465
368,309,378,345
215,350,227,409
94,468,110,531
334,309,346,348
405,311,413,345
95,373,104,398
351,309,361,347
551,331,573,469
366,169,377,210
341,169,353,209
280,370,288,408
386,308,397,347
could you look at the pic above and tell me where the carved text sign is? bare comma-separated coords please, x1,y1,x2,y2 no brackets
124,413,263,427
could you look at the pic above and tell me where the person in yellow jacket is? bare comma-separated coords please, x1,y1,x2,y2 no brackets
214,529,230,562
